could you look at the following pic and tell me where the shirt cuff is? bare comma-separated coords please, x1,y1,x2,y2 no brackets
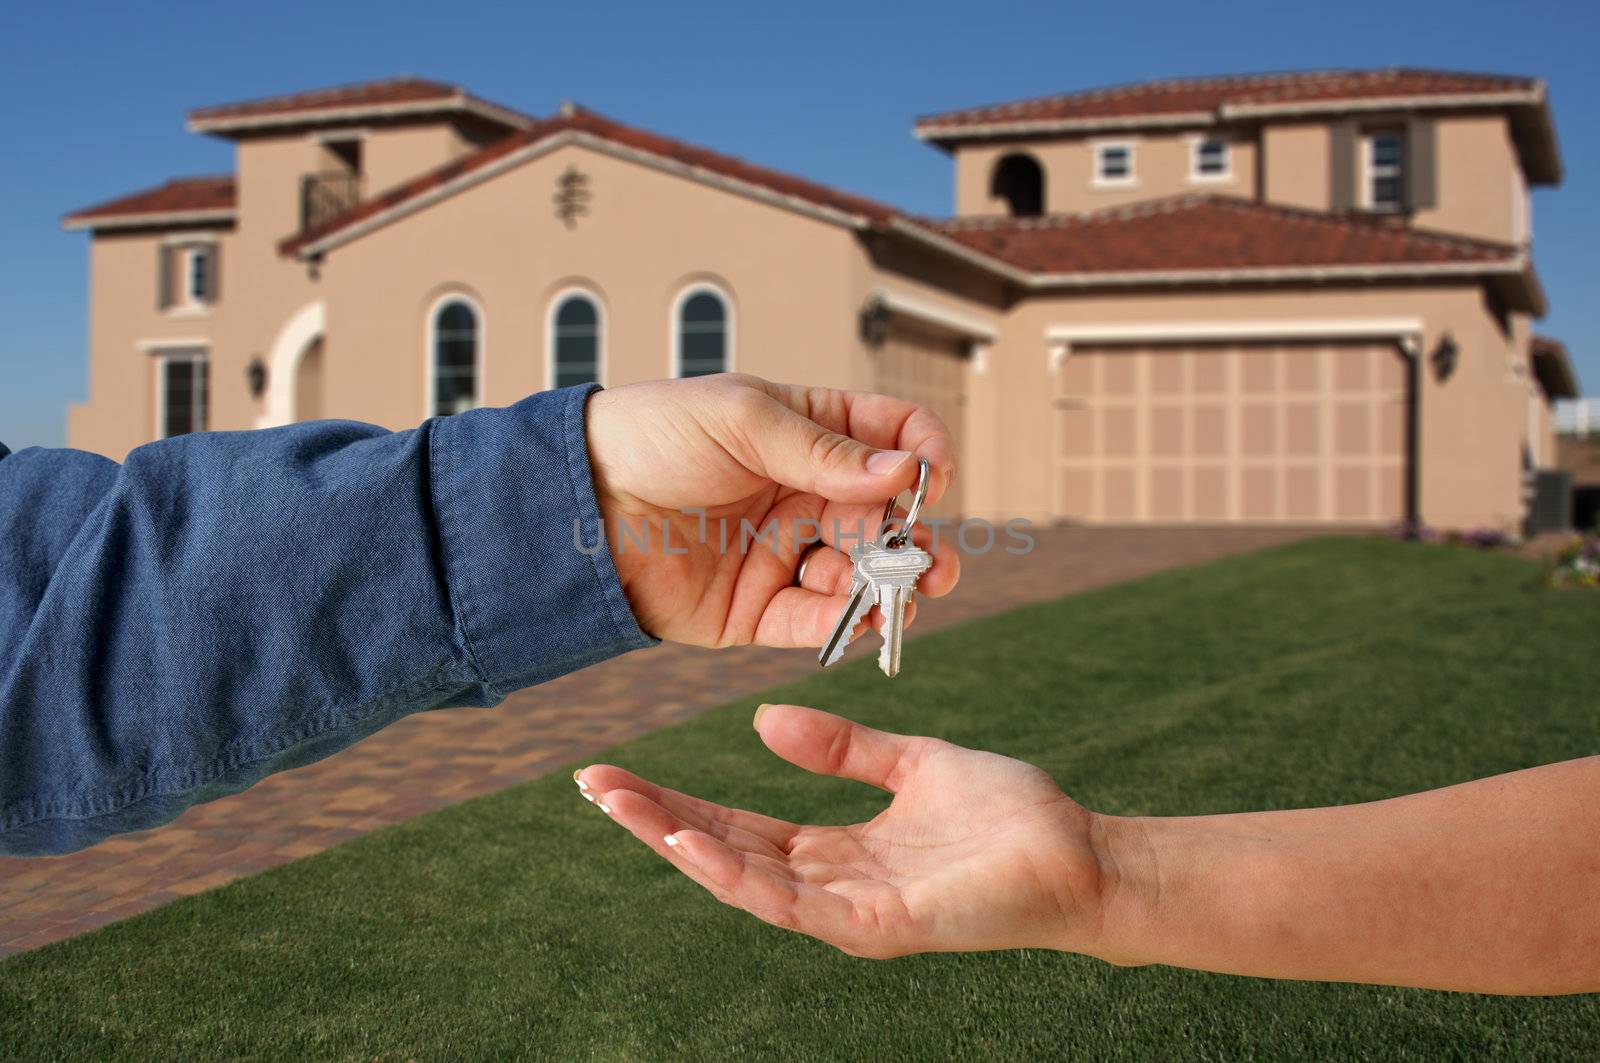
427,385,657,697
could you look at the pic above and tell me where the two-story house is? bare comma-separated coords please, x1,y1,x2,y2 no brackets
63,69,1577,529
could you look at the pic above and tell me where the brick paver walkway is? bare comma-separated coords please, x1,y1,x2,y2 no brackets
0,526,1318,957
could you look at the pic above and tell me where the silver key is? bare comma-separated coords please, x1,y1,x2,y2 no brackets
859,542,932,677
818,547,877,667
815,456,934,676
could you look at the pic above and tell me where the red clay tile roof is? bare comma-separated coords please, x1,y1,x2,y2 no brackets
917,68,1540,136
1531,335,1580,399
63,174,236,229
281,105,899,256
920,195,1520,276
189,76,530,133
274,103,1538,309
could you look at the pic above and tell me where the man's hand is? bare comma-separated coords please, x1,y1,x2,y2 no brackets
576,704,1111,959
584,374,960,648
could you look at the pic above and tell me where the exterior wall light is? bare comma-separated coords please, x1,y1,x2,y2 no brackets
859,299,891,348
247,357,269,399
1432,333,1459,381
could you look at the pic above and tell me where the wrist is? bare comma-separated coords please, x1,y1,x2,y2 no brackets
1079,812,1164,966
1083,812,1286,976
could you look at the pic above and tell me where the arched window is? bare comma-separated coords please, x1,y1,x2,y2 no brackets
551,292,602,388
675,287,730,377
430,297,479,416
990,153,1044,217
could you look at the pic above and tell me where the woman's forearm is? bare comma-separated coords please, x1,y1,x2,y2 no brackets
1091,756,1600,994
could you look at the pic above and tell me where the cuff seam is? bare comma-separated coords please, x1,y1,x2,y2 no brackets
427,416,497,694
562,386,654,648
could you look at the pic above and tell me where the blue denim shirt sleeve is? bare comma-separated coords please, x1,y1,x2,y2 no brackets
0,385,655,855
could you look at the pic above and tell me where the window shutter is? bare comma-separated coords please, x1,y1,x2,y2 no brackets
1406,117,1437,211
157,245,175,310
1328,122,1357,212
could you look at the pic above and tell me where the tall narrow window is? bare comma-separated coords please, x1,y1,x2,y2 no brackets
158,349,209,438
551,293,601,388
676,288,729,377
431,298,479,416
188,245,214,305
1366,132,1405,211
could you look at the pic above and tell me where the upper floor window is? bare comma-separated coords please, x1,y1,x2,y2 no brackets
188,245,214,304
157,348,209,439
675,286,731,377
1093,142,1135,187
990,153,1044,217
1365,131,1405,211
551,291,602,389
430,297,480,417
1191,138,1230,181
159,241,218,312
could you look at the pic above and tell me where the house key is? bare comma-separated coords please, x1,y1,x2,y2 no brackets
818,458,933,677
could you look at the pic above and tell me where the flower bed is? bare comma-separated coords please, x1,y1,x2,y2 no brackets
1546,534,1600,589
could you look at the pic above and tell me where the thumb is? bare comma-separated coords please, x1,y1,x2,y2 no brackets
752,704,924,793
739,397,918,502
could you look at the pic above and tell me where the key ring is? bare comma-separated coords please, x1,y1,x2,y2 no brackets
882,458,931,549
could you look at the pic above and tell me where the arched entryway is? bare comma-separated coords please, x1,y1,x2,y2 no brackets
258,301,326,427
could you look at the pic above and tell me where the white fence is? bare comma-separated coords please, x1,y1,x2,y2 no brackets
1556,398,1600,437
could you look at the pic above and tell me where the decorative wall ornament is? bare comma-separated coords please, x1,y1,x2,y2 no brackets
554,167,591,227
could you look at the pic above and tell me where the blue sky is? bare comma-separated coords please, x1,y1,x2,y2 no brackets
3,0,1596,450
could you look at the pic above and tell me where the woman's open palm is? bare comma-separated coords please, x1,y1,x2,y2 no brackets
577,704,1110,958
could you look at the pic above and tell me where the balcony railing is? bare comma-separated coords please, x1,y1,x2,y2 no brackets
300,171,363,231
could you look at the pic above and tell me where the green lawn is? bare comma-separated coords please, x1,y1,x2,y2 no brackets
3,538,1598,1059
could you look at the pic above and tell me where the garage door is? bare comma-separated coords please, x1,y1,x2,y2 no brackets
874,319,968,518
1056,340,1407,523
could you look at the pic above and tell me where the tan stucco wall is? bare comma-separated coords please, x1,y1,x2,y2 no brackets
953,132,1259,217
1261,122,1329,211
1261,114,1528,243
1413,115,1520,244
973,284,1530,529
310,142,877,431
359,123,482,195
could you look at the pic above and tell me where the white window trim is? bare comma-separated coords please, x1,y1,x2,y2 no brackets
424,291,486,419
670,282,736,378
1362,131,1405,212
545,286,608,390
1090,140,1137,189
152,345,210,440
1187,135,1232,183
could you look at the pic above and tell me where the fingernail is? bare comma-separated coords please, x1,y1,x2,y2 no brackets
865,450,911,476
664,834,680,847
580,791,595,803
598,802,611,814
753,703,772,731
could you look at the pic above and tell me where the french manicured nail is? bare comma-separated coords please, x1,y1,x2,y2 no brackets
753,703,772,731
664,833,680,847
597,802,611,814
865,450,912,476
